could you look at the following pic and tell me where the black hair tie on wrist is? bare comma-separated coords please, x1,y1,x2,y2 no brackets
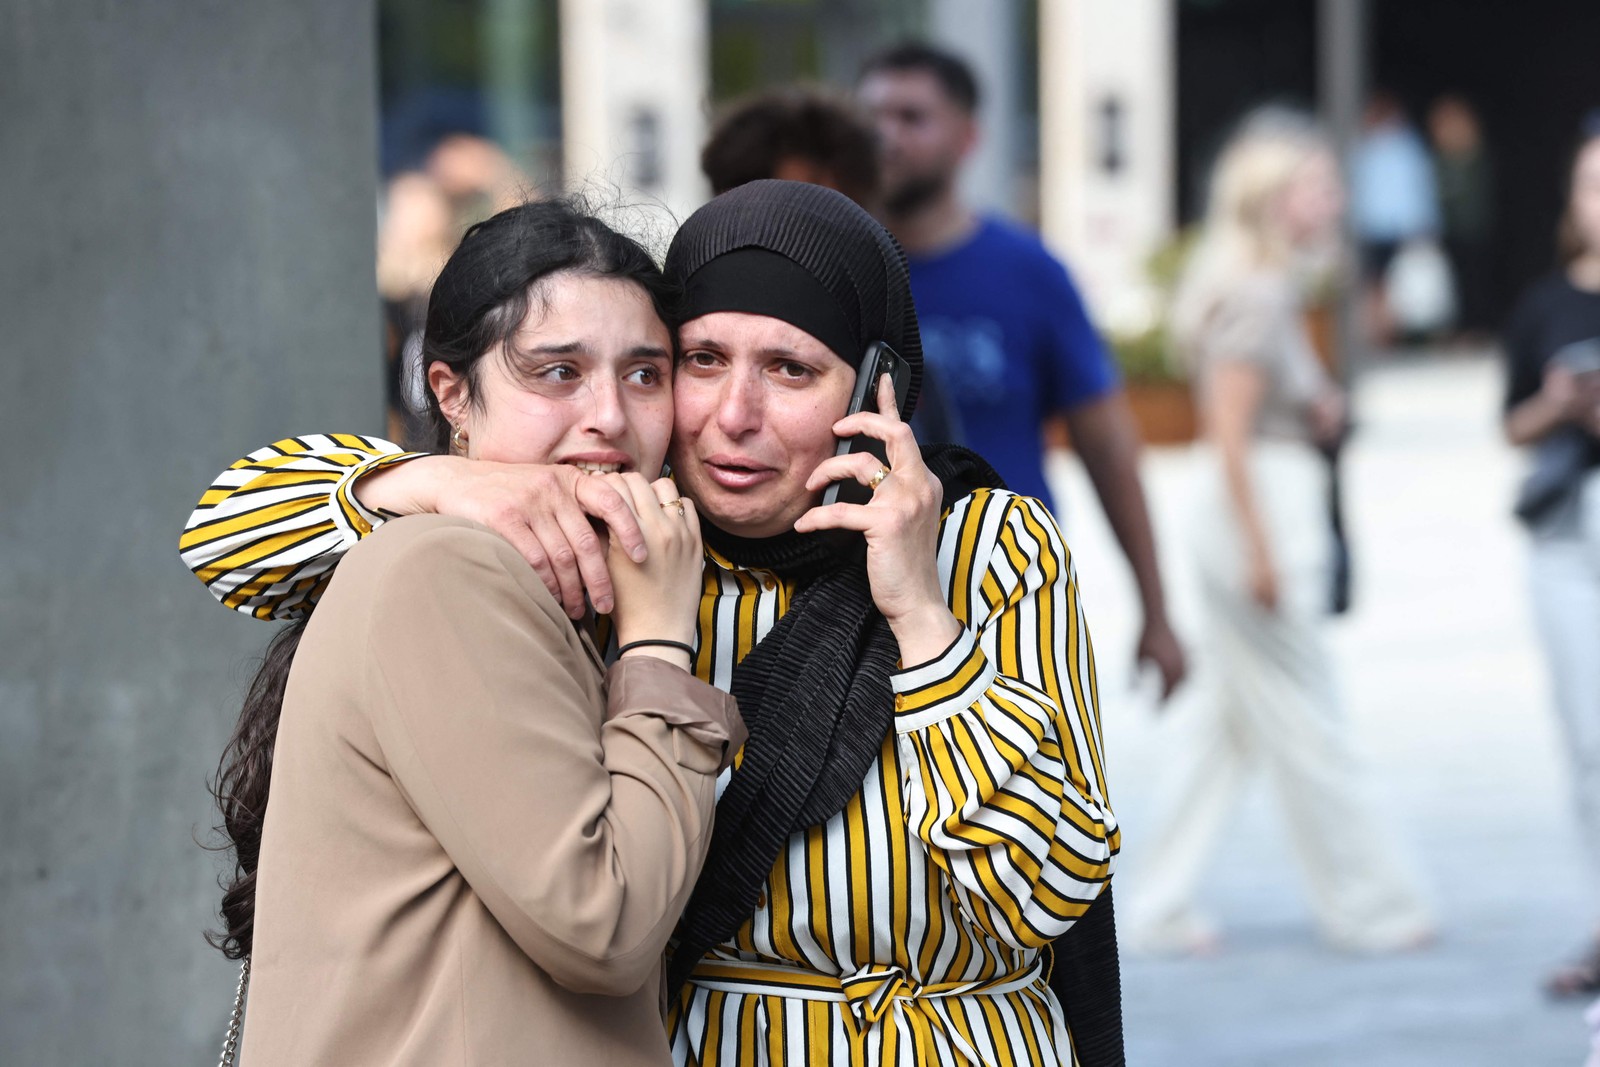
616,639,695,659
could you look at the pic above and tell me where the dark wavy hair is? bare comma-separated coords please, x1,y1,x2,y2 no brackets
206,198,680,959
701,87,881,208
859,40,980,113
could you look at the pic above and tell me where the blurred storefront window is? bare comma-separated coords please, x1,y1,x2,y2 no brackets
709,0,921,102
379,0,562,190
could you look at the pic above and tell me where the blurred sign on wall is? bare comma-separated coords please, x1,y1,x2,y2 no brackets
1041,0,1177,336
561,0,710,218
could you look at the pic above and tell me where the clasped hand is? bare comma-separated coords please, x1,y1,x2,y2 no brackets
374,375,964,666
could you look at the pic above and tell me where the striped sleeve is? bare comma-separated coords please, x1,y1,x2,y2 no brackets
178,434,424,620
891,489,1118,950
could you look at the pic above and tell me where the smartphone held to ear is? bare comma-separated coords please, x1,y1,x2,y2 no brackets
821,341,912,508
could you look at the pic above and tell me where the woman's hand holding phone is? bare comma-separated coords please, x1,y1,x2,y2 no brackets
795,374,962,667
602,473,703,669
1537,362,1600,436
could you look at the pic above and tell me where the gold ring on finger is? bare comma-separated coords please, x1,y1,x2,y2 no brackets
660,498,686,516
867,467,890,491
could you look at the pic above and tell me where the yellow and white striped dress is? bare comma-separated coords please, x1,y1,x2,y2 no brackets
181,438,1120,1067
180,434,415,619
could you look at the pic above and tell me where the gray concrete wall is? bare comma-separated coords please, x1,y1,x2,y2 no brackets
0,3,379,1061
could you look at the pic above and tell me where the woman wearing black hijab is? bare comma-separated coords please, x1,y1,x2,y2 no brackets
179,182,1120,1066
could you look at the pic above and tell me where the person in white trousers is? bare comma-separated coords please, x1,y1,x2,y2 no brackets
1501,121,1600,997
1125,109,1435,955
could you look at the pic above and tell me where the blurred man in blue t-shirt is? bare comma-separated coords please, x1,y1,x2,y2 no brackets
860,42,1186,698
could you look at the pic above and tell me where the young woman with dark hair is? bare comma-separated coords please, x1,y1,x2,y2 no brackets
198,199,744,1065
1503,122,1600,998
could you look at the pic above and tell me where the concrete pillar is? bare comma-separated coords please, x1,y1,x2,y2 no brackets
561,0,710,220
0,2,380,1062
928,0,1022,217
1039,0,1176,333
1318,0,1369,379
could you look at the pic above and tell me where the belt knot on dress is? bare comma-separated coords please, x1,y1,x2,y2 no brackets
690,956,1044,1029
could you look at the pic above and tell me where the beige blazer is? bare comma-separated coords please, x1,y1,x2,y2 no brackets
239,515,743,1066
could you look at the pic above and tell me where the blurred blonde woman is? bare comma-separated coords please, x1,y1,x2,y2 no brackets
1126,109,1434,955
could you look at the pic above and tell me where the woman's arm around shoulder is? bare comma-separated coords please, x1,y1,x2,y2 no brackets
179,434,422,619
179,435,651,621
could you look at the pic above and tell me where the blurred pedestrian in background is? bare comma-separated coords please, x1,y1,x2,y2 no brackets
1353,91,1444,345
376,171,455,441
375,134,530,441
1429,95,1497,341
1502,116,1600,998
1127,109,1435,956
698,86,965,445
374,135,531,441
701,85,882,211
424,132,527,229
859,41,1187,699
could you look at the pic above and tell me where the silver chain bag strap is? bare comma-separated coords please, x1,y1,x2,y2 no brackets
217,956,251,1067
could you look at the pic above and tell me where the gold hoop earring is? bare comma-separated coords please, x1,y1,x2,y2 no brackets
451,425,468,453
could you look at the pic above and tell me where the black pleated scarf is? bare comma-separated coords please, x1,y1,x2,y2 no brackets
666,445,1002,995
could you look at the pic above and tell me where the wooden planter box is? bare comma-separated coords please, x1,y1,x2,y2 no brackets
1043,379,1198,451
1124,379,1198,445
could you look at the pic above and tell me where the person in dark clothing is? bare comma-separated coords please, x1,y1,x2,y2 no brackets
1502,122,1600,999
858,41,1187,702
1429,95,1497,337
701,86,882,212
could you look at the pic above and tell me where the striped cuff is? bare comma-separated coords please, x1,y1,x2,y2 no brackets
330,451,427,541
892,628,994,732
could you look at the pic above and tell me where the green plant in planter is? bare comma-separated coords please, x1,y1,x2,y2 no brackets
1110,325,1183,384
1105,228,1198,386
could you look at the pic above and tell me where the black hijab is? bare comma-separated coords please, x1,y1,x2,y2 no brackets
664,179,956,992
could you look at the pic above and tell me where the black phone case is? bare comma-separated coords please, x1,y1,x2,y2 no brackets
820,341,913,508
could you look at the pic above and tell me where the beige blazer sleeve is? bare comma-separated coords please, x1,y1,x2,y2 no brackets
360,518,742,996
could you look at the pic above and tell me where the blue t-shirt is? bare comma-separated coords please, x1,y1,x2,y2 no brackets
908,216,1119,510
